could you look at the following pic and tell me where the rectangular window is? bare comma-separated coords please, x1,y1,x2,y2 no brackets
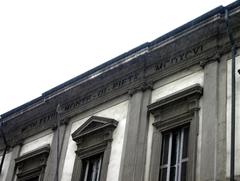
81,154,103,181
159,126,189,181
148,84,202,181
71,116,118,181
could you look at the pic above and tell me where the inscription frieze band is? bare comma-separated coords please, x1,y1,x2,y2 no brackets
21,111,57,133
11,43,206,147
64,71,140,111
153,44,203,72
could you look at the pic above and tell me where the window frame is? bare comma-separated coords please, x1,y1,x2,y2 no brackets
15,144,50,181
81,153,103,181
71,116,118,181
148,84,202,181
159,126,189,181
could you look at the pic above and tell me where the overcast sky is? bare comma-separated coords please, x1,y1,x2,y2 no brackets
0,0,236,114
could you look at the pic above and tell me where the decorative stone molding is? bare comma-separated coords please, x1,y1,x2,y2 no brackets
72,116,118,146
71,116,118,181
199,48,221,68
15,145,50,181
128,81,153,96
148,84,203,129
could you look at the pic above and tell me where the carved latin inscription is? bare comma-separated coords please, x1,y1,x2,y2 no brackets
64,72,140,111
154,45,203,71
20,72,139,134
21,112,57,133
19,44,204,137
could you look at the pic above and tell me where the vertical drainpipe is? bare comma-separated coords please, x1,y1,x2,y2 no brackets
225,8,236,181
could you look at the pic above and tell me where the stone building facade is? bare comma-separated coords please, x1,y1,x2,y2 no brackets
0,1,240,181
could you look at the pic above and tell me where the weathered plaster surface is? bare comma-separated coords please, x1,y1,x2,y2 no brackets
61,100,128,181
0,151,12,181
20,130,53,156
151,71,204,103
227,55,240,176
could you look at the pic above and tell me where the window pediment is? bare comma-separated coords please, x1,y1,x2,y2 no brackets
148,84,203,116
72,116,118,142
148,84,203,131
15,144,50,181
71,116,118,181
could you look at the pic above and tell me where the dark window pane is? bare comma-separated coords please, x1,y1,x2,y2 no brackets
92,157,100,181
81,161,88,181
182,127,189,159
171,132,178,166
81,154,103,181
159,168,167,181
181,162,187,181
26,177,39,181
170,166,175,181
87,160,93,181
162,134,170,165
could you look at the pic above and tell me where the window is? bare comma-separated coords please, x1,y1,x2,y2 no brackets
81,154,103,181
71,116,118,181
15,145,50,181
148,84,202,181
159,126,189,181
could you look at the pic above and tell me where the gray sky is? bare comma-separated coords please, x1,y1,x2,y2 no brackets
0,0,235,114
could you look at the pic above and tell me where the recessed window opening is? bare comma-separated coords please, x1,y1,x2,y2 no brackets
159,126,189,181
81,153,103,181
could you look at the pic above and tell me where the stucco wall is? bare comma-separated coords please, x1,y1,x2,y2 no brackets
20,129,53,156
227,55,240,177
61,100,128,181
151,71,204,102
144,70,204,181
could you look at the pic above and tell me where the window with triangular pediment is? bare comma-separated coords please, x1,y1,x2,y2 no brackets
71,116,118,181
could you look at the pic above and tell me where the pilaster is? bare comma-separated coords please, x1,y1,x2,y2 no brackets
200,60,219,180
5,145,21,181
43,124,66,181
216,55,228,180
119,83,152,181
58,121,72,180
